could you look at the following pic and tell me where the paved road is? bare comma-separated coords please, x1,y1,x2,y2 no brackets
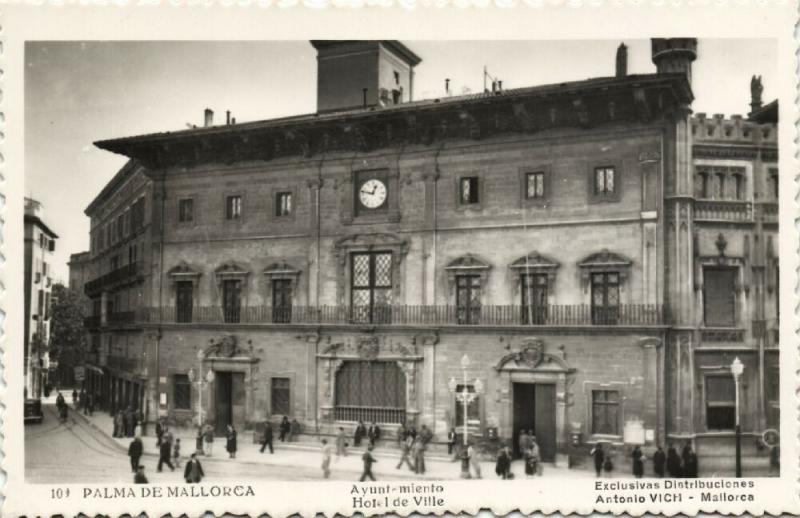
25,405,410,483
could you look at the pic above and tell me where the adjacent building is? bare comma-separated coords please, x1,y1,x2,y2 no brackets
77,39,780,471
24,197,59,397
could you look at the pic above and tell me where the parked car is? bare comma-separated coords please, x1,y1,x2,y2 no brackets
24,398,43,424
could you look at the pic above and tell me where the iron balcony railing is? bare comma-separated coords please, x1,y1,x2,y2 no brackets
140,304,666,326
84,261,144,296
334,405,406,424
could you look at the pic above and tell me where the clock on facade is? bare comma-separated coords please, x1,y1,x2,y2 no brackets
358,178,388,209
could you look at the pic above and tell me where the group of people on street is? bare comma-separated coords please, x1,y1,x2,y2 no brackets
278,416,302,442
75,389,95,416
394,427,433,475
113,406,143,438
353,420,382,448
590,441,700,478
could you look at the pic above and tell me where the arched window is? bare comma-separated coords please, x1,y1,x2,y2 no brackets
335,361,406,424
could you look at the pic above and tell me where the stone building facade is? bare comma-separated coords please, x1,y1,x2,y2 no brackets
78,39,780,468
24,197,59,397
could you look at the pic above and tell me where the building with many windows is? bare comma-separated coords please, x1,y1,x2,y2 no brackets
24,197,59,397
77,39,779,471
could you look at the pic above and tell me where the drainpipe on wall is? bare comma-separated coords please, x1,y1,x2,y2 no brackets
155,173,167,423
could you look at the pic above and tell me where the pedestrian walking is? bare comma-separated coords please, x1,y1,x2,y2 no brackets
134,465,148,484
495,446,512,479
173,438,182,468
666,444,682,477
359,445,377,481
113,410,124,438
528,435,544,477
652,445,666,477
397,423,407,447
184,453,205,483
134,420,142,438
590,442,605,477
156,419,165,447
226,424,238,459
335,426,348,459
59,402,69,423
353,420,366,447
367,421,381,448
602,449,614,477
412,436,426,475
128,435,143,474
466,442,482,479
72,389,78,408
157,437,175,472
419,424,433,446
203,424,215,456
395,435,415,471
290,418,301,442
321,439,333,479
260,422,274,454
447,427,457,456
519,430,532,458
86,394,94,416
632,445,644,478
279,416,291,442
682,444,698,478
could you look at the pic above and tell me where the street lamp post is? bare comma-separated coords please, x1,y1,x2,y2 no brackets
448,354,484,478
731,357,744,478
190,350,214,428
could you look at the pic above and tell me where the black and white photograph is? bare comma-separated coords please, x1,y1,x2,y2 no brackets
6,6,797,516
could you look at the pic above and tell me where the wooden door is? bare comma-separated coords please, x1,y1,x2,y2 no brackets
534,384,556,462
215,372,232,435
512,383,536,457
231,372,246,431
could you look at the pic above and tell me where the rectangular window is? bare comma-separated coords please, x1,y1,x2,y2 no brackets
44,292,51,320
733,174,744,200
695,169,710,198
454,384,480,425
521,273,548,324
173,374,191,410
110,255,119,271
48,239,56,252
222,279,242,323
705,376,735,430
526,172,545,199
131,197,145,231
703,267,737,327
37,289,44,316
714,172,726,199
592,390,620,435
459,177,480,205
351,252,393,324
591,272,619,324
594,166,615,195
769,168,779,200
226,195,242,220
275,192,292,217
175,281,194,323
178,198,194,223
271,377,291,416
272,279,292,323
456,275,482,325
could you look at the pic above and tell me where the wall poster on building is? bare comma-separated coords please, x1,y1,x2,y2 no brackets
3,3,797,517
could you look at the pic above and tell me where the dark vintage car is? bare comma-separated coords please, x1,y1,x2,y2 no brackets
24,398,44,424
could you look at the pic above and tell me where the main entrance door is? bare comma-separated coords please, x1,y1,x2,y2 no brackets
214,371,246,435
512,382,556,461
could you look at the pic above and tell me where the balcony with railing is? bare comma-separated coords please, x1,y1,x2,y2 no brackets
140,304,667,327
694,200,753,222
756,202,778,223
84,261,144,296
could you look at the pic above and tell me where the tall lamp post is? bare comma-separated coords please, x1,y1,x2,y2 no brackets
189,350,215,428
448,354,484,478
731,357,744,478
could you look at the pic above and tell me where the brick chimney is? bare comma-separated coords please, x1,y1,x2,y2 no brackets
204,108,214,127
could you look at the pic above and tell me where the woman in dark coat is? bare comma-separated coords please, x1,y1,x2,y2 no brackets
226,424,238,459
666,444,682,477
652,445,666,477
495,446,512,479
683,446,698,478
590,442,605,477
631,446,644,478
354,420,366,447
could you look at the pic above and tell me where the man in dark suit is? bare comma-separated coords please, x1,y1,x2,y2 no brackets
128,435,143,473
184,453,205,483
260,421,274,454
367,422,381,447
157,436,175,472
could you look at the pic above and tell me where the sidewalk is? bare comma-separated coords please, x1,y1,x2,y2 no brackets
67,405,602,480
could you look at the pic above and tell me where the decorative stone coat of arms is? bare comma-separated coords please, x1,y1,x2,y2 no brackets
517,341,544,368
207,335,241,358
356,336,380,359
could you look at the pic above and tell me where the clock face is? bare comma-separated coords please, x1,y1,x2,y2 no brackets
358,179,388,209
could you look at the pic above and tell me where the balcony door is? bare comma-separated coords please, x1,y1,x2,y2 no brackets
456,275,481,325
272,279,292,323
222,280,242,324
521,273,548,324
176,281,193,323
591,272,619,324
351,252,393,324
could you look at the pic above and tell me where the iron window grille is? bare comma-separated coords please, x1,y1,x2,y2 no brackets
350,252,393,324
592,390,620,435
334,361,406,424
173,374,191,410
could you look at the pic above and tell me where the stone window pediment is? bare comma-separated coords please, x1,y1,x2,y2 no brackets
215,261,250,280
262,261,301,279
578,249,632,285
510,251,559,280
167,261,202,285
445,254,491,290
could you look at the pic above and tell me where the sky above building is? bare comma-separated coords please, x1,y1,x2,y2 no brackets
25,39,777,284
